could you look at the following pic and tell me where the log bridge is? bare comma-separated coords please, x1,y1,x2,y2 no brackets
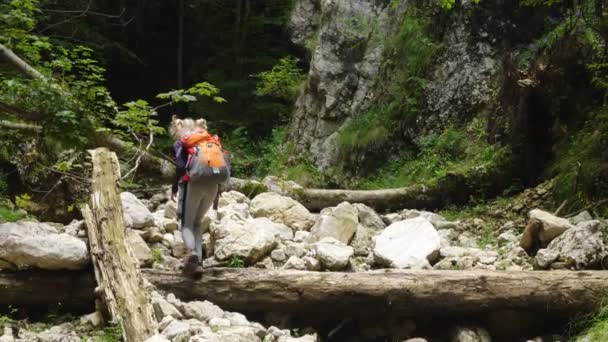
1,268,608,321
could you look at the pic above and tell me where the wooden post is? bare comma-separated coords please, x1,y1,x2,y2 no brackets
82,148,157,342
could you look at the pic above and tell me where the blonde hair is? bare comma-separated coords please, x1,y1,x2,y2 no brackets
170,115,207,138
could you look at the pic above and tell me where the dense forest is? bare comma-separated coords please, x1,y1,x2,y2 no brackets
1,0,608,341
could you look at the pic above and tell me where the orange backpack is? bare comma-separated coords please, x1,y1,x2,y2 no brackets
180,129,230,183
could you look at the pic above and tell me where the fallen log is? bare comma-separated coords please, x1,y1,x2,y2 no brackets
0,270,94,311
82,148,157,341
143,269,608,318
3,268,608,319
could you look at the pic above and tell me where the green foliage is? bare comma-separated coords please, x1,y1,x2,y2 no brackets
15,193,31,210
156,82,226,104
151,248,164,265
255,56,305,102
90,324,123,342
569,296,608,340
549,108,608,216
359,118,511,189
0,206,26,223
517,18,580,70
227,255,245,268
338,9,438,153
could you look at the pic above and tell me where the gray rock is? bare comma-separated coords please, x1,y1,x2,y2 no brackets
209,317,232,329
126,229,153,266
279,335,318,342
183,300,224,322
545,220,605,269
152,292,183,320
164,201,177,219
569,211,593,225
303,256,321,271
350,224,378,256
271,249,287,262
529,209,574,244
79,311,103,327
171,231,187,259
382,213,403,225
314,238,354,270
144,334,170,342
143,226,164,243
213,218,279,263
534,249,560,269
354,203,385,230
374,217,440,269
224,312,249,326
294,230,311,242
218,191,250,208
284,242,308,258
283,256,306,270
250,192,315,231
309,202,358,244
0,221,89,270
161,320,190,342
121,192,154,228
433,256,478,270
449,326,491,342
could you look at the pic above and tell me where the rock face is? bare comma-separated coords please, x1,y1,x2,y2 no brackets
0,221,89,270
250,192,315,231
288,0,402,169
422,6,498,130
543,220,605,269
373,217,440,269
121,192,154,228
309,202,358,244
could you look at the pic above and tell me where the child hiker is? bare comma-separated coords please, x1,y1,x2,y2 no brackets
170,116,230,278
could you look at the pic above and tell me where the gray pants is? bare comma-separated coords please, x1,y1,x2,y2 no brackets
177,180,218,260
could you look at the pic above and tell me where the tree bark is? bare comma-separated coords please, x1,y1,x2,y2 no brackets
82,148,157,342
142,269,608,319
0,270,94,311
3,268,608,320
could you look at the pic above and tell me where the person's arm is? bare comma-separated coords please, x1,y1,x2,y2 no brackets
172,141,187,198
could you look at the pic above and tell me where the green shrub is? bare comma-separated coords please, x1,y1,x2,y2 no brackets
548,108,608,216
151,248,164,265
359,118,511,189
255,56,305,102
227,255,245,268
0,207,26,223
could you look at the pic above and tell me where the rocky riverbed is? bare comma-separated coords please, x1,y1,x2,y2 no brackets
0,179,606,342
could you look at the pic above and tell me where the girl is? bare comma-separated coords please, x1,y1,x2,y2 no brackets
170,116,220,278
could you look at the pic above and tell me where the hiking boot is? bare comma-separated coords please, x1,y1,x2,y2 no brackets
182,253,199,277
191,264,203,280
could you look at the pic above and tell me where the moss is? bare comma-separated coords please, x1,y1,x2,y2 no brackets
240,181,268,198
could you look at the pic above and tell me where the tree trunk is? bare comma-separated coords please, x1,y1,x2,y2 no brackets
0,43,45,80
81,148,157,342
3,268,608,320
142,269,608,319
0,270,94,311
177,0,184,89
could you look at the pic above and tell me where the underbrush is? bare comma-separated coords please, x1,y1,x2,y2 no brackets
359,118,511,190
548,108,608,217
222,125,326,188
569,297,608,341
